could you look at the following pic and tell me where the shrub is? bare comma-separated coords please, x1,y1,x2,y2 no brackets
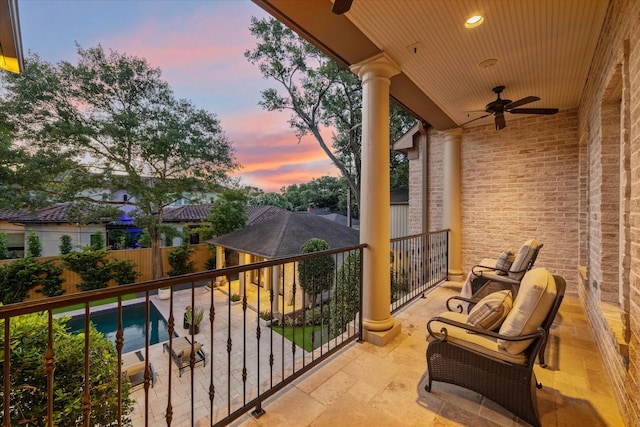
298,238,335,304
0,257,65,303
0,231,8,259
59,234,73,255
62,248,137,291
330,250,361,337
26,230,42,257
0,312,133,425
167,245,195,277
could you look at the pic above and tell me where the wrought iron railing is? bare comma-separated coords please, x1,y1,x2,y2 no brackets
0,231,448,426
0,245,365,427
390,230,449,313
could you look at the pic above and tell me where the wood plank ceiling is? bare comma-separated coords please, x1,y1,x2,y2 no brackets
254,0,609,130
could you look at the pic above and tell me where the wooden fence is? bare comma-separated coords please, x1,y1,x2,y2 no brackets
0,244,213,301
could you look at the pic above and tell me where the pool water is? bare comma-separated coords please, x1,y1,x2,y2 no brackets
67,302,170,354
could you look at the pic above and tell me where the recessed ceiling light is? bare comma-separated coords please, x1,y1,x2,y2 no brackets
465,15,484,28
478,58,499,68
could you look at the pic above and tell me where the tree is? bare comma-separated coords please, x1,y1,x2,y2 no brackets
0,312,133,426
280,176,349,214
204,188,249,237
248,190,294,211
0,46,238,279
245,18,415,211
298,238,335,308
0,106,78,210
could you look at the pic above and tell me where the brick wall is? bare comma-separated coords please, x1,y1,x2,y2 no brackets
626,0,640,423
457,110,580,290
576,0,640,424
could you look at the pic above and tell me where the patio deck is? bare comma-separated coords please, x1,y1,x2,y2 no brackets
130,281,624,426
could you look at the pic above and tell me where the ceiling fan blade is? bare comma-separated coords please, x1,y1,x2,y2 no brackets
509,108,559,115
495,113,506,130
459,113,492,127
505,96,540,110
332,0,353,14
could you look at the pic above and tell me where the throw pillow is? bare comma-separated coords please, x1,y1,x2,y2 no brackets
495,249,515,275
467,290,513,331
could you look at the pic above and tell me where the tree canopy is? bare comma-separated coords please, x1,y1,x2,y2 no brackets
0,45,238,278
245,17,415,212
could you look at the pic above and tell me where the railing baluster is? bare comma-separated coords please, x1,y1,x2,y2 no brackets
2,317,8,427
115,298,123,427
82,303,91,427
45,310,55,427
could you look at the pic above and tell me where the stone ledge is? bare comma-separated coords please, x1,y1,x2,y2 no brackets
578,265,629,360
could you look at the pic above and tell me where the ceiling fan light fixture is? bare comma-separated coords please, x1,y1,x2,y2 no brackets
465,15,484,29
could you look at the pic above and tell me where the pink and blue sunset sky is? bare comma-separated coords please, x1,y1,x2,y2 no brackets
18,0,339,193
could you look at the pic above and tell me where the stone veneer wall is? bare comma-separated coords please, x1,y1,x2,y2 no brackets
577,0,640,424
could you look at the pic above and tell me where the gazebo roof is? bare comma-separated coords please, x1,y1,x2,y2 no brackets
209,210,359,259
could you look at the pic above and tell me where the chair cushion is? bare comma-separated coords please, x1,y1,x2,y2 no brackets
467,290,513,331
427,312,527,365
508,239,538,280
498,268,556,354
495,249,515,275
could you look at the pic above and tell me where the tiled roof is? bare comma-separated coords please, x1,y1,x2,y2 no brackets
163,204,213,222
14,203,109,224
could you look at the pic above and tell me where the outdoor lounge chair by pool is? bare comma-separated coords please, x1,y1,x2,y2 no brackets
122,351,155,389
163,336,207,377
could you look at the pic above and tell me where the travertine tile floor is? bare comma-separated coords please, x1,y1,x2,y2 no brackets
226,282,625,427
128,281,624,426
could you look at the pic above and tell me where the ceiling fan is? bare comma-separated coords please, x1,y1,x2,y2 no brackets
462,86,559,130
332,0,353,14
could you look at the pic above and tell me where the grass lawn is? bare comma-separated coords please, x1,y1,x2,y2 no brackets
53,293,139,314
274,325,326,352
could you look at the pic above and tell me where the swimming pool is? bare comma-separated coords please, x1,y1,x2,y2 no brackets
67,302,170,354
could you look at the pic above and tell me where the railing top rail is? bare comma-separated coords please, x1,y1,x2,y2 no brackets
0,243,367,318
390,229,449,243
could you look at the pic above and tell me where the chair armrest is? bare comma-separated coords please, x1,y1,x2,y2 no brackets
446,295,477,313
471,264,496,276
427,316,546,343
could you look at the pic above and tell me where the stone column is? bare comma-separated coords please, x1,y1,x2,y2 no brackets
442,128,464,281
350,52,401,345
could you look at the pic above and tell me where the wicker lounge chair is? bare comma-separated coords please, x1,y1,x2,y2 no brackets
163,336,207,377
461,239,543,298
122,351,155,389
425,268,565,427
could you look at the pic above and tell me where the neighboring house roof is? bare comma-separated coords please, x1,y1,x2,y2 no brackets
314,212,360,228
163,204,213,222
11,203,113,224
209,210,359,259
0,208,28,221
